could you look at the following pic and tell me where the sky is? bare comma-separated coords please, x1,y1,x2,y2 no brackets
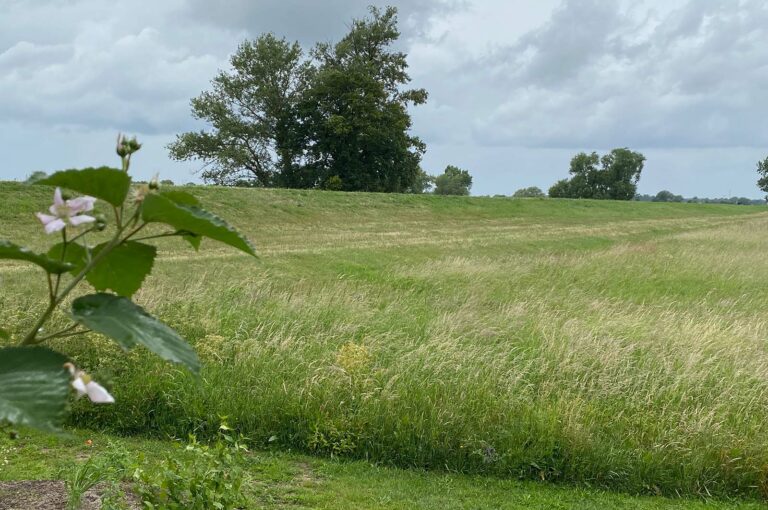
2,0,767,198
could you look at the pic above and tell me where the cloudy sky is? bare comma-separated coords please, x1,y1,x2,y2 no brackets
2,0,766,197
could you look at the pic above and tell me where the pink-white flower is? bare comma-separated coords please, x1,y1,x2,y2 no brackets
36,188,97,234
64,363,115,404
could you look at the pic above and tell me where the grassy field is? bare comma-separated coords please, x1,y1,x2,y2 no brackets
2,182,768,503
0,428,762,509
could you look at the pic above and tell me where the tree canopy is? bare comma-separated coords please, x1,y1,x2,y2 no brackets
548,149,645,200
513,186,545,198
756,156,768,198
434,165,472,196
169,7,426,193
652,190,684,202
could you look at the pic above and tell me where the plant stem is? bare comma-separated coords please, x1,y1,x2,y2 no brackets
21,224,127,346
28,324,87,344
21,191,152,346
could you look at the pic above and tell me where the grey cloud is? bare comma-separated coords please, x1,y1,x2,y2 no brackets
454,0,768,149
177,0,464,44
0,1,229,134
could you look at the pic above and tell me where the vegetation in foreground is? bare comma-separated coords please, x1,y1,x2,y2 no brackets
0,428,763,509
2,182,768,501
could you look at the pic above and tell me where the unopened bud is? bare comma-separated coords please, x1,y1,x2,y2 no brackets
116,133,129,158
116,133,142,158
128,136,142,152
94,213,107,231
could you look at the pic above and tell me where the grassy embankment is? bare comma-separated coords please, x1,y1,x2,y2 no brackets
2,182,768,505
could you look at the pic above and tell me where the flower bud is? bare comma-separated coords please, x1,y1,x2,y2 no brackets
116,133,142,158
116,133,129,158
94,213,107,231
149,173,160,190
128,136,142,152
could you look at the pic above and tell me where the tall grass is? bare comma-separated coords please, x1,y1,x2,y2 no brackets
2,182,768,498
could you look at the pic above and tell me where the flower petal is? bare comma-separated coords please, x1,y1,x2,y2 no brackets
71,378,87,398
68,214,95,226
53,187,64,207
44,218,67,234
68,196,96,213
36,212,56,226
85,381,115,404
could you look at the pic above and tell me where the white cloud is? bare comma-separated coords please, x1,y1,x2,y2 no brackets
454,0,768,148
1,0,767,197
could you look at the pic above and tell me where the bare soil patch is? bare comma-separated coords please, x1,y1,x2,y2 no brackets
0,480,140,510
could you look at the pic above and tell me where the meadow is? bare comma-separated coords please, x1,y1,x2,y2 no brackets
2,182,768,504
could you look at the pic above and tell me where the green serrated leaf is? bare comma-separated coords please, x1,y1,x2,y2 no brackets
161,190,200,207
181,232,202,251
0,347,70,430
71,293,200,373
35,167,131,207
86,242,156,297
0,240,74,274
47,242,88,276
141,194,255,256
161,192,203,250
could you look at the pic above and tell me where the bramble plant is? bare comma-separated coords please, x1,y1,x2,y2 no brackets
0,135,256,431
132,422,249,509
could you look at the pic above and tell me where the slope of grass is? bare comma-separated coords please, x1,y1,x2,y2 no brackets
2,182,768,500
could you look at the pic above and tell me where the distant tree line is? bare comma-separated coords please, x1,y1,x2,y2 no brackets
635,192,763,205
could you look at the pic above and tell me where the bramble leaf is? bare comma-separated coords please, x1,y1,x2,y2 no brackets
87,242,156,298
35,167,131,206
0,347,70,430
141,193,254,255
0,240,74,274
47,242,88,276
161,190,200,207
71,293,200,373
159,192,205,249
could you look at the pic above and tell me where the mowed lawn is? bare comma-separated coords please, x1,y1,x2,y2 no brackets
2,182,768,505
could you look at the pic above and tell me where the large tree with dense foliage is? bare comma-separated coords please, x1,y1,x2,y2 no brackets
299,6,427,192
169,6,426,192
434,165,472,196
168,34,312,187
548,148,645,200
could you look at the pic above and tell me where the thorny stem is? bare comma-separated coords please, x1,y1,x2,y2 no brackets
21,200,146,346
53,229,67,298
26,324,85,345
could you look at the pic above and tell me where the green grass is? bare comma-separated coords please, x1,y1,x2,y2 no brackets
2,181,768,503
0,428,761,509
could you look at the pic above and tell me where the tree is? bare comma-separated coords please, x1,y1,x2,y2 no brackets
652,190,683,202
548,179,572,198
513,186,545,198
756,156,768,199
406,168,434,194
168,34,312,187
434,165,472,195
299,6,427,192
24,171,48,184
170,7,427,193
548,148,645,200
